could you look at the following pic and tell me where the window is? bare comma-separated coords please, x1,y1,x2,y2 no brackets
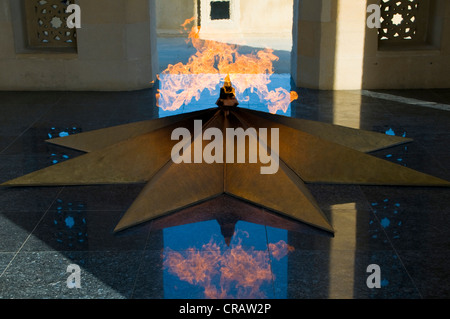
199,0,240,36
210,1,231,20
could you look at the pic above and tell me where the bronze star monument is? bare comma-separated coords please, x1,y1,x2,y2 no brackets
2,80,449,234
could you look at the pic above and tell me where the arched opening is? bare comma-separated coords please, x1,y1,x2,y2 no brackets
155,0,295,117
156,0,293,73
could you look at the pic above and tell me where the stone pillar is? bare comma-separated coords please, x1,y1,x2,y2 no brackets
291,0,366,90
292,0,450,90
0,0,158,91
291,0,336,90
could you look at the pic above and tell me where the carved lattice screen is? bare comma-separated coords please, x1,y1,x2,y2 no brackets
378,0,431,44
25,0,77,48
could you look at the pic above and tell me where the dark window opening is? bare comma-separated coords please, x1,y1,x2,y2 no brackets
210,1,230,20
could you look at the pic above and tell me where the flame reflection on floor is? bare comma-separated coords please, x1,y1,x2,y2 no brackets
163,225,294,299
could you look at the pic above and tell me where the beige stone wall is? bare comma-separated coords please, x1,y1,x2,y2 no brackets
291,0,450,90
0,0,159,91
362,0,450,89
238,0,293,35
1,0,448,91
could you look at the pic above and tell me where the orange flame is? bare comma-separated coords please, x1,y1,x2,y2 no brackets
157,18,298,114
163,236,294,299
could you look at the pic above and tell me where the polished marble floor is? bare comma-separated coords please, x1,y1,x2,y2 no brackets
0,85,449,299
1,39,450,300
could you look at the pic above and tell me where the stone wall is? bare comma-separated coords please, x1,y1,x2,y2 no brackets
0,0,158,91
0,0,448,91
291,0,450,90
362,0,450,89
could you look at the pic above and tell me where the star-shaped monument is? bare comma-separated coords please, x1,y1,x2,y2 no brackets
2,82,449,234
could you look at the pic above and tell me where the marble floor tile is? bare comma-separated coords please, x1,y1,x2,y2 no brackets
0,82,449,299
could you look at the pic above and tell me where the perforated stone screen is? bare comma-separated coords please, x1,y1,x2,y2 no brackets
378,0,432,44
25,0,77,48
